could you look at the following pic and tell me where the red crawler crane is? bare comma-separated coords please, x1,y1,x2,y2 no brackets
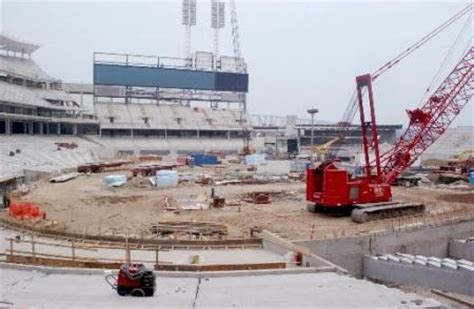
306,47,473,223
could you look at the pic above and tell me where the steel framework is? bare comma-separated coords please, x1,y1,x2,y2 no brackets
379,47,473,184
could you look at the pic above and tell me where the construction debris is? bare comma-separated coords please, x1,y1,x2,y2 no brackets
49,172,81,183
438,173,468,185
77,160,131,173
104,175,127,187
54,141,78,149
211,197,226,208
244,192,271,204
150,221,228,237
132,163,178,177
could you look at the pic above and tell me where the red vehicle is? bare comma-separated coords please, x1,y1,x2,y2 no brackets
307,47,473,223
106,264,156,297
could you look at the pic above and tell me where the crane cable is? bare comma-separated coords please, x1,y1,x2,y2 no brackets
372,3,472,81
418,14,473,107
334,3,473,149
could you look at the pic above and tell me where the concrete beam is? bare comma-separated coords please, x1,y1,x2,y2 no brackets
363,255,474,296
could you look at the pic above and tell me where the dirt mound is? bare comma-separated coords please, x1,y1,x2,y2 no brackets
437,193,474,204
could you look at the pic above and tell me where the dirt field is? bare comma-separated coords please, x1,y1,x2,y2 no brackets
6,165,474,241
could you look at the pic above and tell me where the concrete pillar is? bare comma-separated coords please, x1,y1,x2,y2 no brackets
131,129,134,139
5,119,11,135
73,124,78,135
57,123,61,135
23,122,27,134
46,123,50,135
197,130,200,139
29,122,34,135
39,123,44,135
227,131,230,140
164,129,167,140
99,128,102,139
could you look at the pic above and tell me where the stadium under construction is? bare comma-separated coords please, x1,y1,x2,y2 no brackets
0,1,473,307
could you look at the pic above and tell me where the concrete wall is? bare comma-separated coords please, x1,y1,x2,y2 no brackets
23,169,52,184
295,221,474,276
449,239,474,260
259,230,346,272
364,256,474,296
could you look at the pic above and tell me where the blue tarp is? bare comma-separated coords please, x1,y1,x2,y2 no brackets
191,154,219,166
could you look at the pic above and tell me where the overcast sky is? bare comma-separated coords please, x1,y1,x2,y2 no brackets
1,1,472,126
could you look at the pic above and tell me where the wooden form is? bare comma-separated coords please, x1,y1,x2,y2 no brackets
3,234,282,272
150,221,228,236
5,235,170,269
0,217,260,249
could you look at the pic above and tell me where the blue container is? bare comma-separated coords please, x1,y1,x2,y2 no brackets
191,154,219,165
469,171,474,185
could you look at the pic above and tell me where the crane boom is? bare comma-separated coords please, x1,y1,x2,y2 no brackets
380,47,474,184
330,4,472,156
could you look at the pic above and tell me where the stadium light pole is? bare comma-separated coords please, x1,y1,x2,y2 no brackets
307,107,318,161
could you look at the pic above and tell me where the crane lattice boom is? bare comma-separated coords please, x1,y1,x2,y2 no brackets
380,47,474,184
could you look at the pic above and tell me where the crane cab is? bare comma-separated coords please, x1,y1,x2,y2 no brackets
306,161,392,213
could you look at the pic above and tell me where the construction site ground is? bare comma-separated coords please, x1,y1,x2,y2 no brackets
4,164,473,241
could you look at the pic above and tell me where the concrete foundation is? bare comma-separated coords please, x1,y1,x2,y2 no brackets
295,221,474,276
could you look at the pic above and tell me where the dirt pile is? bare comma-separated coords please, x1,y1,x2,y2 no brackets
437,193,474,204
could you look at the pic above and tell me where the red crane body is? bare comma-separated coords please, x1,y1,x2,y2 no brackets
306,47,473,222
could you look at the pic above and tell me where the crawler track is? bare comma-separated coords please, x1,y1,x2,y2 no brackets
351,201,425,223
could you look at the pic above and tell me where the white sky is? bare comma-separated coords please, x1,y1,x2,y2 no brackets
1,1,473,126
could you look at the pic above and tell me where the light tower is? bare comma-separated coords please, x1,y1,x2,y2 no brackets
229,0,242,73
307,108,319,161
182,0,197,66
211,0,225,67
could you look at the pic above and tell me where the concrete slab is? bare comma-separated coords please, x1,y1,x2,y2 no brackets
1,268,443,308
1,268,197,308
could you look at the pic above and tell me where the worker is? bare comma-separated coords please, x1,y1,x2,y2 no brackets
2,194,10,209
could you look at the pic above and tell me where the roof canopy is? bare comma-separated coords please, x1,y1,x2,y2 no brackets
0,33,39,54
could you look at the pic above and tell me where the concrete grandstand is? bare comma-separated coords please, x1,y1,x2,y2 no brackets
0,33,471,182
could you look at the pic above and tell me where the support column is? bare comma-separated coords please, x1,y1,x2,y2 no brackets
23,122,27,134
39,123,44,135
29,122,34,135
164,129,167,140
131,129,134,139
197,130,200,139
57,123,61,136
227,131,230,140
73,124,78,135
5,119,11,135
46,123,50,135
